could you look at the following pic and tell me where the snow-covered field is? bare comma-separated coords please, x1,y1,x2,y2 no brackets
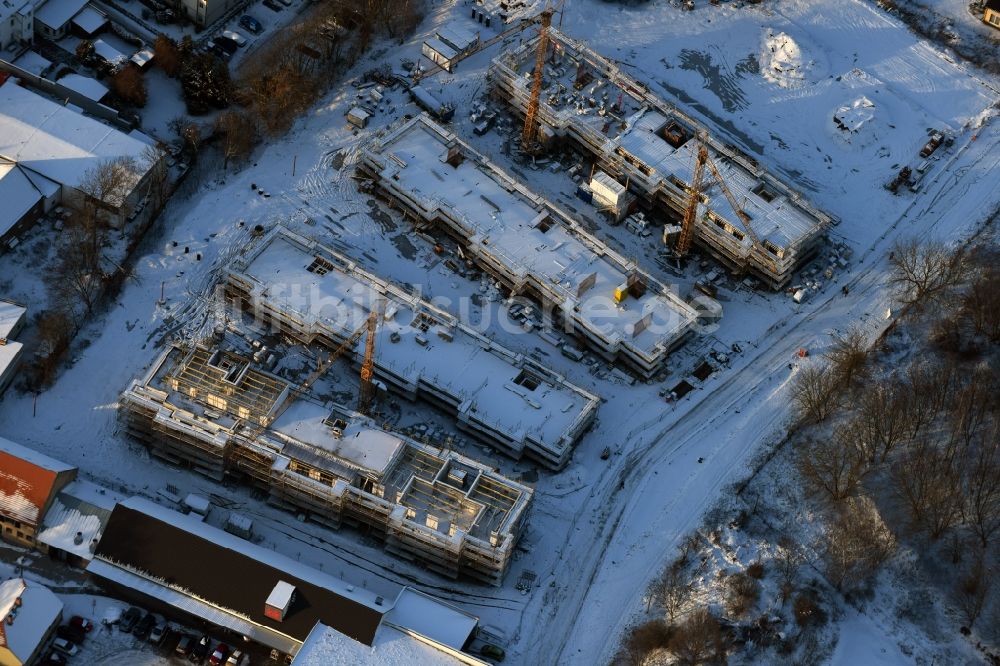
1,0,998,663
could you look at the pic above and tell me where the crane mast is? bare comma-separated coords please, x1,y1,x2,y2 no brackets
676,145,708,257
357,305,381,415
521,8,553,153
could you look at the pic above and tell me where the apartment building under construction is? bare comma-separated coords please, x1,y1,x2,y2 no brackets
359,115,701,379
225,227,600,471
489,28,833,289
120,343,533,585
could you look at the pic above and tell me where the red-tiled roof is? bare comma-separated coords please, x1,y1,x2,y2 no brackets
0,437,75,527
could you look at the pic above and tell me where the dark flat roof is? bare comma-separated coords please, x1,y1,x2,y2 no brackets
93,504,385,645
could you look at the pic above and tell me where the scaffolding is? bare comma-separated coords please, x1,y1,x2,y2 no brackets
119,344,533,585
488,28,833,289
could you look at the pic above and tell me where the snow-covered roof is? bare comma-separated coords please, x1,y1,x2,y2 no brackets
385,588,477,650
33,0,87,30
0,340,24,388
293,622,475,666
423,38,458,61
183,493,211,514
0,436,74,474
57,73,108,102
71,5,106,34
0,164,42,239
36,491,107,560
0,81,154,205
230,229,599,467
0,0,32,21
92,38,128,66
12,51,52,78
435,25,477,53
272,401,405,477
0,578,63,663
130,48,154,68
0,436,75,525
266,581,295,611
365,117,699,359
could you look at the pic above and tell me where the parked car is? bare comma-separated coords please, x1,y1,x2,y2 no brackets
51,638,79,657
149,622,168,644
43,652,67,666
119,606,142,633
69,616,94,633
190,635,211,663
133,612,156,639
213,36,239,55
175,634,194,658
239,15,262,34
56,624,86,644
226,649,249,666
208,41,234,61
209,642,230,665
222,30,246,47
480,643,506,661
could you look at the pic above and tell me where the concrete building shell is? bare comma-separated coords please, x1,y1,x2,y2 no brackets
489,28,832,289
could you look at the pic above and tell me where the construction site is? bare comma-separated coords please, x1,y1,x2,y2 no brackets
358,114,701,379
224,227,600,470
488,24,834,289
119,339,534,585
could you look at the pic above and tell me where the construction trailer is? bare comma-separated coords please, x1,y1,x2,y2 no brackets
359,115,701,380
489,28,833,289
119,343,533,585
225,227,600,471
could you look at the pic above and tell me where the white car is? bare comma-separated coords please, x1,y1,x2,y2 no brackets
222,30,247,47
52,638,79,656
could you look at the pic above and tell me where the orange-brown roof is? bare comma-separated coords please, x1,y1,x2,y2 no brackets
0,436,75,527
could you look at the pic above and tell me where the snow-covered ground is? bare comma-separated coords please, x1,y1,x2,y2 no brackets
1,0,998,663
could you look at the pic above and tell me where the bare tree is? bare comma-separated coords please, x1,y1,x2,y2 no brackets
855,381,909,464
962,266,1000,342
954,550,992,629
891,438,963,539
963,427,1000,548
620,620,671,666
651,558,692,622
888,237,966,305
668,608,724,666
823,495,896,591
214,110,259,170
826,325,869,387
947,366,996,452
792,365,839,423
724,572,760,618
797,427,867,502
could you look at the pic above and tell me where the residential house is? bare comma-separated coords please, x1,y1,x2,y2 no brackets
0,436,77,548
0,299,27,395
32,0,86,39
0,578,63,666
985,0,1000,28
0,80,164,230
0,0,35,51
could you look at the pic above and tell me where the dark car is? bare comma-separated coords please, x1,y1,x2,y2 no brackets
69,615,94,633
56,624,86,644
175,634,194,658
119,606,142,633
190,635,211,663
239,15,262,34
213,36,239,55
133,612,156,639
